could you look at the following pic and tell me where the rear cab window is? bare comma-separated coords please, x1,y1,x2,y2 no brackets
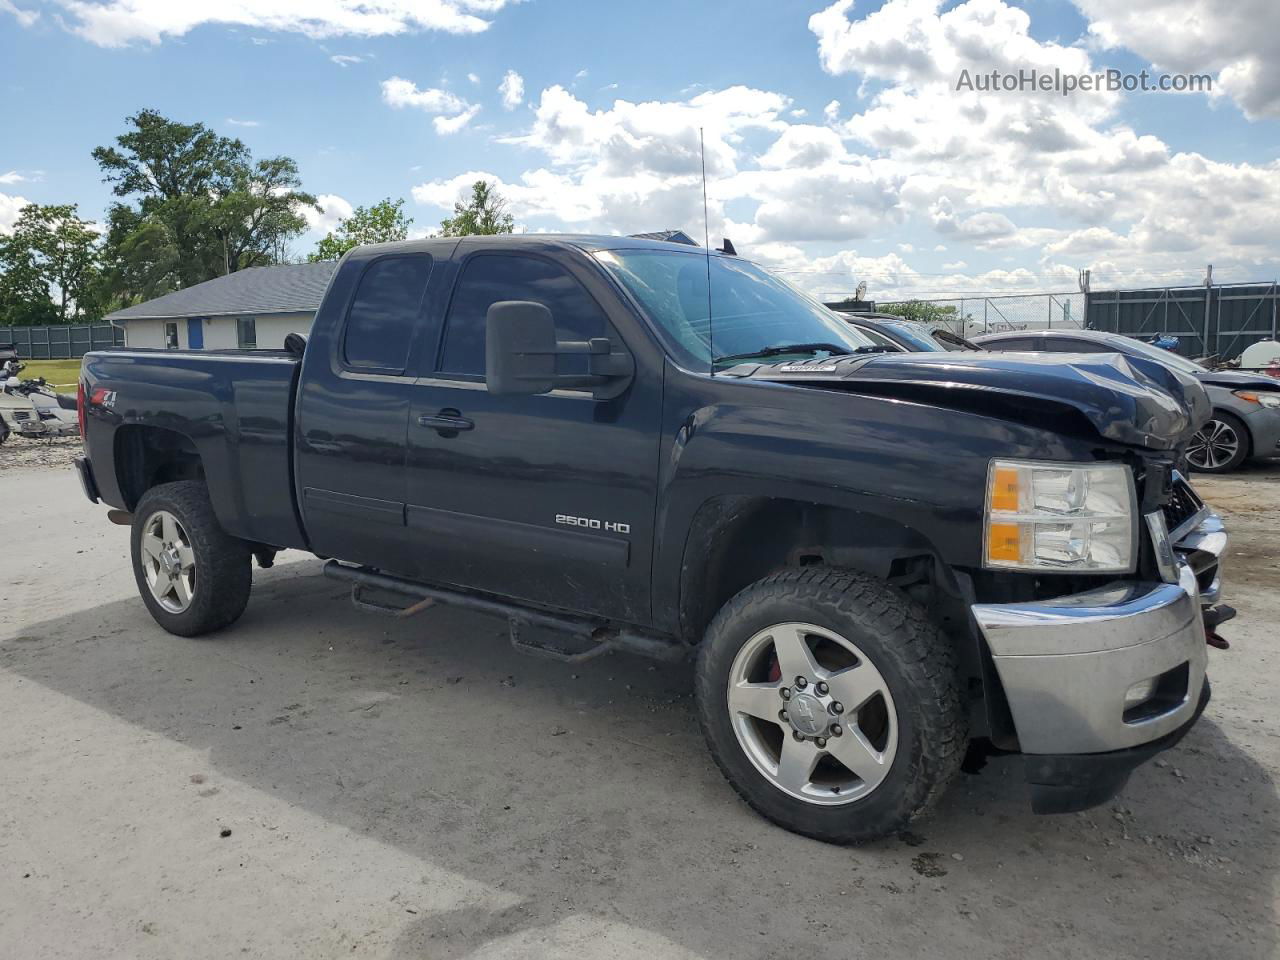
343,255,434,374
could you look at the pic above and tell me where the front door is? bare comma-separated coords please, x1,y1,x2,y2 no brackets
404,249,661,624
187,317,204,349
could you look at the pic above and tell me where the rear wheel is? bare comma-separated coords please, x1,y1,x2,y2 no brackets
131,481,252,636
695,567,965,844
1187,411,1249,473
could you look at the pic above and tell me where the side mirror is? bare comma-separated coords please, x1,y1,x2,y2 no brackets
485,301,558,396
284,332,308,359
485,300,635,399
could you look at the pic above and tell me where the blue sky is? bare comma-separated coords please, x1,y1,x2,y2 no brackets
2,0,1279,300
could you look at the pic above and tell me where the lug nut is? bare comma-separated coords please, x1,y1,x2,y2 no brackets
816,681,829,695
779,710,789,722
831,701,844,714
831,724,843,737
780,687,791,700
792,730,805,742
816,737,827,748
795,677,808,689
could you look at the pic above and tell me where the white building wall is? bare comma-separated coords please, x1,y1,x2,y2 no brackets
122,312,315,350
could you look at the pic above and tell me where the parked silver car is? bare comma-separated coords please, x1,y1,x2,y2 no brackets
973,329,1280,473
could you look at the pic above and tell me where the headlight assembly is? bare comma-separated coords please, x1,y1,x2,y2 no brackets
1233,389,1280,409
983,460,1137,573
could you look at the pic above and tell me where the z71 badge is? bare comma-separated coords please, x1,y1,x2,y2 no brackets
556,514,631,534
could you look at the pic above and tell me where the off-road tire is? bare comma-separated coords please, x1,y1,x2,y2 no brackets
131,480,252,637
695,567,966,844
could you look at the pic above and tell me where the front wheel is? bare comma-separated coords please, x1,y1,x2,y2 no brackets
695,568,966,844
1187,412,1249,473
131,480,252,636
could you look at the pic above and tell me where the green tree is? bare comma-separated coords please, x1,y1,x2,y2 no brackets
879,300,959,325
92,109,316,301
438,180,515,237
308,198,413,262
0,203,102,324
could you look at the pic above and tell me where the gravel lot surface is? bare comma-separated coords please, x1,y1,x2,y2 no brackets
1,460,1277,959
0,436,81,473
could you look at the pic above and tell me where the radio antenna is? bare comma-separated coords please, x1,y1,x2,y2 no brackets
700,127,714,374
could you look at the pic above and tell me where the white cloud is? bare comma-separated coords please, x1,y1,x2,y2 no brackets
303,193,353,235
59,0,515,47
499,69,524,111
330,54,363,67
404,0,1280,300
225,117,261,127
467,72,480,84
0,192,30,234
0,170,28,185
0,0,37,27
1073,0,1280,119
433,105,481,135
381,75,479,132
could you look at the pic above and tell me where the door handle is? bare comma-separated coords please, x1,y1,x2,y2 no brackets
417,409,474,435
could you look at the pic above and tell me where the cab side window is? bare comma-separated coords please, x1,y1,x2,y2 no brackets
343,255,434,374
439,254,609,377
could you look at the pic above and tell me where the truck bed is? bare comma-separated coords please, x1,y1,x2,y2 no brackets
80,348,306,550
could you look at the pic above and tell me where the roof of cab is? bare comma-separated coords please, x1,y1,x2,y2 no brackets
344,232,720,259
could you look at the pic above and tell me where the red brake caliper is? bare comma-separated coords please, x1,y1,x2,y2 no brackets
767,652,781,683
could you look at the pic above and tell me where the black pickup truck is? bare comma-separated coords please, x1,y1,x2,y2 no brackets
75,235,1230,843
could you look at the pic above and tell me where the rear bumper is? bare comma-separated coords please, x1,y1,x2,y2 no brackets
73,455,100,504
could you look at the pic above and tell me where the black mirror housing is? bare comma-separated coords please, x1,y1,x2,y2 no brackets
485,299,635,399
485,301,558,396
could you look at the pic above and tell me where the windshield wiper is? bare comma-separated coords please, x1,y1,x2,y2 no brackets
714,342,854,366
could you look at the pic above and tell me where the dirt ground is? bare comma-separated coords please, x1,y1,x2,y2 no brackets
1,456,1277,960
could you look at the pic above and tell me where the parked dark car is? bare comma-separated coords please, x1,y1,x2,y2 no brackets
75,235,1226,844
973,328,1280,473
836,312,980,353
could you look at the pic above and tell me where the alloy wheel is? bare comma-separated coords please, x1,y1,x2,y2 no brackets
139,510,197,614
1187,418,1240,471
726,622,898,805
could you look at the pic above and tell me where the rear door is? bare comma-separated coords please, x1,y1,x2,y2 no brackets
402,244,662,624
295,250,441,574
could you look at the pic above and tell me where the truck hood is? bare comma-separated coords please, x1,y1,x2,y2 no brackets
727,350,1209,450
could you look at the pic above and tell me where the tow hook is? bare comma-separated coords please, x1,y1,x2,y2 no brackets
1204,604,1236,650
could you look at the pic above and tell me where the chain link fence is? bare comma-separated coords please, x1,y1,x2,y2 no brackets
876,293,1084,337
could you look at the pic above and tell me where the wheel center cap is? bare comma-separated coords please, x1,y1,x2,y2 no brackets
788,693,828,737
160,547,179,576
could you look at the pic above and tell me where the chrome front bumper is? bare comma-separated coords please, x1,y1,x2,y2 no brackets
972,511,1224,756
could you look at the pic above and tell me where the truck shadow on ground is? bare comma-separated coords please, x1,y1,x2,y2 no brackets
5,559,1276,960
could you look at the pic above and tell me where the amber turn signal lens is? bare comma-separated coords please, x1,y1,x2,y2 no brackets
986,522,1024,564
989,465,1021,513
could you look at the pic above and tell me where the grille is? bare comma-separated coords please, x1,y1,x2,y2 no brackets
1163,472,1205,540
12,410,31,421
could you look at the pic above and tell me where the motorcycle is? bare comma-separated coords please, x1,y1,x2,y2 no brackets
0,359,80,444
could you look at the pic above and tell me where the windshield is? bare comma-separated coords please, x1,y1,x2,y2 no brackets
1113,335,1206,374
881,321,946,352
595,249,875,369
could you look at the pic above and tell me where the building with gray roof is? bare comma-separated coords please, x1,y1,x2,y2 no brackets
105,261,337,350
